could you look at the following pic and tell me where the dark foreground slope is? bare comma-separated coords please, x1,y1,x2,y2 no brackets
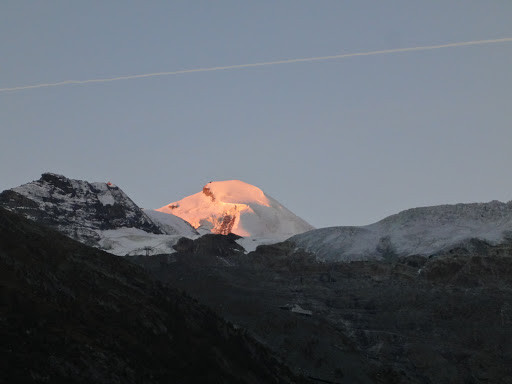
133,238,512,383
0,208,305,384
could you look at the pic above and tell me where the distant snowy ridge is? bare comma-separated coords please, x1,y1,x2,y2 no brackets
0,173,197,255
289,200,512,261
156,180,314,239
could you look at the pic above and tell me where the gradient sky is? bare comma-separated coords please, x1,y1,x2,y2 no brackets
1,1,512,228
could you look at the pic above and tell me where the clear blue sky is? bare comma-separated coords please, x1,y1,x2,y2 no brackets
1,1,512,227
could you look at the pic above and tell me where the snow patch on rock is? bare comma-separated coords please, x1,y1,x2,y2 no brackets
97,227,183,256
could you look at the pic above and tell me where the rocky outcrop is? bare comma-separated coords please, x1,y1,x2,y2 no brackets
244,241,317,270
421,239,512,286
173,233,244,258
202,185,216,202
217,214,236,235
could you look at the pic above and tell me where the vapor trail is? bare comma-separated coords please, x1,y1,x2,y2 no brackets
2,37,512,93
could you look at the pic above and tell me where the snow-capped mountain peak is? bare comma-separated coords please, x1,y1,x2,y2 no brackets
202,180,270,206
156,180,314,238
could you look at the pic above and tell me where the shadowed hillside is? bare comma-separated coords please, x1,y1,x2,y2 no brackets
0,207,306,384
133,238,512,383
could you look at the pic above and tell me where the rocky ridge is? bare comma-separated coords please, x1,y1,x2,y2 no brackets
0,173,197,255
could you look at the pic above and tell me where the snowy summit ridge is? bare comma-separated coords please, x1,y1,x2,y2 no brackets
289,200,512,261
156,180,314,238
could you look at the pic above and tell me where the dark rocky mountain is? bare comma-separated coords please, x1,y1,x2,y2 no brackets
0,173,197,255
0,207,307,384
133,239,512,383
0,173,162,244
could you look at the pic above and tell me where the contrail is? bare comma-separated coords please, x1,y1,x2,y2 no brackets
2,37,512,93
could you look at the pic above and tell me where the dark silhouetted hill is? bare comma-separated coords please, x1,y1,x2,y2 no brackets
0,207,305,384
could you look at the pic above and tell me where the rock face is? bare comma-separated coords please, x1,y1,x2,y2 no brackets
0,173,197,255
0,173,161,244
422,239,512,286
157,180,314,238
175,233,245,257
0,207,305,384
289,200,512,261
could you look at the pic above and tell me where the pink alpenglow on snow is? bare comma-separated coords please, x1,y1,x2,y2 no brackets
156,180,314,237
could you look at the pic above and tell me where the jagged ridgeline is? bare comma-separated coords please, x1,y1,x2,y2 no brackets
0,173,197,255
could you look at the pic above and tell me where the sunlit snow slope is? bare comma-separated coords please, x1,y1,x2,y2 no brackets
289,200,512,261
156,180,314,239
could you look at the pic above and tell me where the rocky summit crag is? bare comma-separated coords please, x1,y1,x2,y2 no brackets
0,173,199,256
0,173,161,246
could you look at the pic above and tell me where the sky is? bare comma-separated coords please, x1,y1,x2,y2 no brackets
1,1,512,228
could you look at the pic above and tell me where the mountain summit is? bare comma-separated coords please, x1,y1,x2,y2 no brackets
156,180,314,238
0,173,196,255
